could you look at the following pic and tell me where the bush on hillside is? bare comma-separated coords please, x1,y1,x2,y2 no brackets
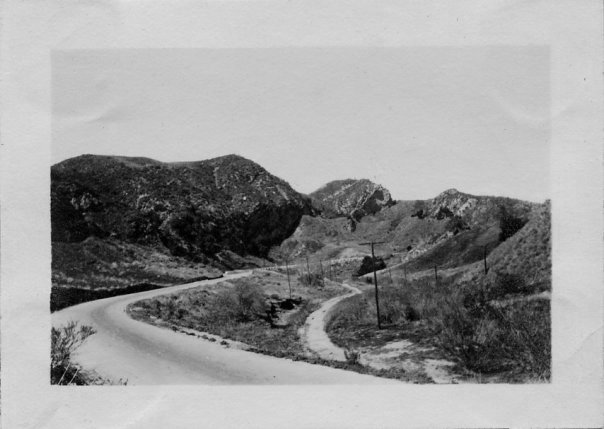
356,256,386,276
437,296,550,378
498,206,528,242
490,272,529,298
211,282,268,323
436,206,454,220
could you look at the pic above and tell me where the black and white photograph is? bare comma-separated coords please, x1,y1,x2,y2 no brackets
50,47,552,385
1,1,602,428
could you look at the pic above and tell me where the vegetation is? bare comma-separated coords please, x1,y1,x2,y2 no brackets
128,272,343,358
327,272,550,382
297,272,325,287
356,256,386,277
498,205,528,242
52,154,311,260
51,237,222,311
51,321,126,385
127,271,431,382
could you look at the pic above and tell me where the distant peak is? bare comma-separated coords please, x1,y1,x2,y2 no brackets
212,153,246,162
443,188,460,195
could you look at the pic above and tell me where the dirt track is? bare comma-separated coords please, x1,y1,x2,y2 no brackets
300,282,360,361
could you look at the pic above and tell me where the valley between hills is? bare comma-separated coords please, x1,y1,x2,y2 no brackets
51,154,551,385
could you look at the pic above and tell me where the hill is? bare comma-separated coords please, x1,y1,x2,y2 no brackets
272,188,539,271
51,154,313,309
52,154,312,258
309,179,395,221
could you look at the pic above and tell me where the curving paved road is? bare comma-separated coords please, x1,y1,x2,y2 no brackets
52,271,395,385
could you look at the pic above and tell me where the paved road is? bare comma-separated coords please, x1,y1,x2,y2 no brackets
52,272,395,385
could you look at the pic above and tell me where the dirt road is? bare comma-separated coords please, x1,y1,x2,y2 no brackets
301,283,361,361
52,272,395,385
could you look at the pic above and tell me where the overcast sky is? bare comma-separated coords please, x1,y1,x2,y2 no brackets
52,47,550,201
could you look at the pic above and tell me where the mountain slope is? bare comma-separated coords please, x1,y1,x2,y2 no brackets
272,189,539,271
51,154,312,258
309,179,395,220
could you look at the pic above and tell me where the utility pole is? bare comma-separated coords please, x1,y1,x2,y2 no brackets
305,254,311,285
388,268,393,284
329,262,334,282
483,245,489,274
360,241,386,329
285,257,292,299
434,265,438,285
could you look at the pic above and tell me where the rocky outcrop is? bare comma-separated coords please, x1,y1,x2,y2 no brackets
412,188,536,228
51,154,312,259
309,179,395,220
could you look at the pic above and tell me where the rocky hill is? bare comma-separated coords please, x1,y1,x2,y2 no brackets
52,154,312,259
272,188,539,271
309,179,395,221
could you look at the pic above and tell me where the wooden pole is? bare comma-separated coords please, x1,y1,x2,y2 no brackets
360,241,386,329
434,265,438,285
483,245,488,274
285,258,292,299
371,243,382,329
388,268,393,284
305,254,311,285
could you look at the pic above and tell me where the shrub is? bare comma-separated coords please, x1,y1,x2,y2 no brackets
437,298,501,373
499,206,527,241
436,206,454,220
298,273,324,287
356,256,386,276
211,283,268,324
50,321,127,385
488,272,529,299
344,349,361,365
403,304,421,322
51,321,96,385
437,292,551,378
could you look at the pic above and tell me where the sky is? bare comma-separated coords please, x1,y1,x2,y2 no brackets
52,47,550,202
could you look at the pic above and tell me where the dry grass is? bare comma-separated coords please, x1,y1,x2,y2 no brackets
327,272,551,382
51,321,127,385
51,237,222,311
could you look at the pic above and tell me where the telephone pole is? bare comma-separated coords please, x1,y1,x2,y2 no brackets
284,257,292,299
305,254,311,285
360,241,386,329
483,245,489,274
